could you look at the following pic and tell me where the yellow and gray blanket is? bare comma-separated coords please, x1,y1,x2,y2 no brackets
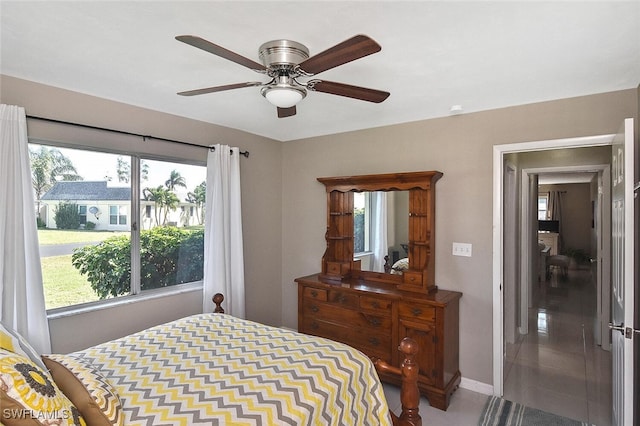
73,313,392,425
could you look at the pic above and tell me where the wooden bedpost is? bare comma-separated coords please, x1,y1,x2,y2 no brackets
374,337,421,426
396,338,421,426
212,293,225,313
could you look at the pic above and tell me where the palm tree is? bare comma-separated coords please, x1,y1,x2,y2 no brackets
143,185,180,226
161,191,180,225
186,181,206,225
143,186,166,226
30,145,82,219
165,170,186,191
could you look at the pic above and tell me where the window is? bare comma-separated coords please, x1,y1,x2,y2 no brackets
30,143,206,311
78,205,87,225
354,192,371,254
109,205,127,225
538,193,549,220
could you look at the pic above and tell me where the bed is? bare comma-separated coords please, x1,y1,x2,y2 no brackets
1,294,421,426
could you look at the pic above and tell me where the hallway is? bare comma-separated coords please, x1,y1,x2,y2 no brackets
504,266,612,425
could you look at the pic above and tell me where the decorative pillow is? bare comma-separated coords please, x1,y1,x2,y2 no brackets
391,257,409,274
41,354,123,426
0,322,49,373
0,349,85,426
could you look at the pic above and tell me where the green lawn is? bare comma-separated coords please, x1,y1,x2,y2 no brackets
42,255,103,309
38,229,128,245
39,229,125,309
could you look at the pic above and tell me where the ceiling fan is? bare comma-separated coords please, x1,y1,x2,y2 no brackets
175,34,390,118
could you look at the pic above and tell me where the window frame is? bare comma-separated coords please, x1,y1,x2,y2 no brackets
29,139,207,316
538,192,549,220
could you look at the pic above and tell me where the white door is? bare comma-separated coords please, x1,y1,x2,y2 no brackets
611,118,635,426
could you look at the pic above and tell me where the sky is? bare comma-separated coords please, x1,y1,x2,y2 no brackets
34,144,207,194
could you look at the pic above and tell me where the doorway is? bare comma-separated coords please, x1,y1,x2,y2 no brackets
492,134,616,420
504,169,612,424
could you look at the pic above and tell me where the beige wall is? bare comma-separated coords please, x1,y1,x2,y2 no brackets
281,89,638,386
1,75,283,352
2,74,637,385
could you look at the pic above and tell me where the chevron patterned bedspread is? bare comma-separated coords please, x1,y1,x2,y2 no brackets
72,313,392,425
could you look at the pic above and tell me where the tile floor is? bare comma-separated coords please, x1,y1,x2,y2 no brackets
503,266,612,425
382,266,612,426
382,384,488,426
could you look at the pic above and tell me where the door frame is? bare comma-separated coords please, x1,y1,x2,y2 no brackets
503,163,519,344
518,164,610,343
492,133,615,395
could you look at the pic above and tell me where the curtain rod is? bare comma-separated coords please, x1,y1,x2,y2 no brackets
26,115,249,158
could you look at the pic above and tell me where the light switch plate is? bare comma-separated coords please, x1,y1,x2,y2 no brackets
452,242,472,257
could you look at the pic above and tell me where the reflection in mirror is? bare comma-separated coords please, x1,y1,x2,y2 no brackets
354,191,409,273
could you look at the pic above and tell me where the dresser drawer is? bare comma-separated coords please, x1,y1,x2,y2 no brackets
303,287,327,301
301,317,391,363
327,289,358,309
399,302,436,322
360,296,392,314
302,299,392,330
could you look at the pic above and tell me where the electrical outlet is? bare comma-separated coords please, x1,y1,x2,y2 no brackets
452,242,472,257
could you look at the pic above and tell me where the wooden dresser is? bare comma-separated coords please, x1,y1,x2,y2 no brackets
297,171,462,410
296,274,461,410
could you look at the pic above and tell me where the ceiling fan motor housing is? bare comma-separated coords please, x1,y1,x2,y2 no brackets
259,40,309,73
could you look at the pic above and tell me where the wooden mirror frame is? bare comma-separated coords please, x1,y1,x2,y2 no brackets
317,171,442,293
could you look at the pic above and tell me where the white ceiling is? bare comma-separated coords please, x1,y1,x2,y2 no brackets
1,1,639,142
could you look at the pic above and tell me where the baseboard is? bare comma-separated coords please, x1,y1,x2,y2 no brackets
460,377,493,395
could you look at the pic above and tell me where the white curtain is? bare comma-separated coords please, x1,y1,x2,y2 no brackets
548,190,563,251
0,104,51,353
371,191,388,273
203,144,245,317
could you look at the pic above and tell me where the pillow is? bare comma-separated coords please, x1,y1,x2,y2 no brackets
391,258,409,274
41,354,123,426
0,322,49,373
0,349,85,426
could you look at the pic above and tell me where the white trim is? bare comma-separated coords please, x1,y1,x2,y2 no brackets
460,377,493,395
47,281,203,320
492,133,615,396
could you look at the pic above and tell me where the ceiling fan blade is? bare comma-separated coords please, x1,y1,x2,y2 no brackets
298,35,381,75
307,80,390,103
277,106,297,118
178,82,263,96
176,35,267,72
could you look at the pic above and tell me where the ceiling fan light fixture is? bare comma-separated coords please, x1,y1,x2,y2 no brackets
261,85,307,108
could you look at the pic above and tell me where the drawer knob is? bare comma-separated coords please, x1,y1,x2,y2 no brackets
368,337,380,346
310,290,318,297
369,317,381,326
311,322,319,330
371,301,381,309
310,305,319,313
336,294,346,304
412,308,422,316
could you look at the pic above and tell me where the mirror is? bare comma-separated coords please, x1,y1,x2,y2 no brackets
353,191,409,274
318,171,442,293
